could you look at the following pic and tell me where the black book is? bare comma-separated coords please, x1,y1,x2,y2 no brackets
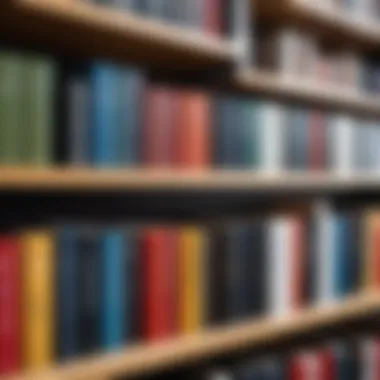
78,228,102,354
206,227,229,325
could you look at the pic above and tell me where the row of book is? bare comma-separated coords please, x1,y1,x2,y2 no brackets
255,27,380,95
89,0,240,37
187,338,380,380
320,0,380,21
2,50,380,172
0,203,378,373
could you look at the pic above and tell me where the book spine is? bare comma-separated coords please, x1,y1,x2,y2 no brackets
57,228,79,360
0,236,20,374
21,231,55,369
178,227,205,333
100,230,126,350
78,229,101,354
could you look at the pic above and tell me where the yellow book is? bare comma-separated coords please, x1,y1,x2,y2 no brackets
363,211,380,290
178,227,206,334
21,231,55,369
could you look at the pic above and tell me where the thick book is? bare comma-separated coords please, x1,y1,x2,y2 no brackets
21,55,56,165
56,62,90,165
91,63,122,166
21,231,54,369
0,51,23,165
308,110,326,171
77,228,102,354
174,90,211,169
0,236,20,374
143,85,174,167
203,0,222,35
100,229,126,350
141,228,177,340
178,227,206,333
56,228,79,360
120,68,144,165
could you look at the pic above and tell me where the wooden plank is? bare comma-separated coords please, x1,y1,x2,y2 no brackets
0,0,235,70
232,70,380,116
3,292,380,380
1,168,380,192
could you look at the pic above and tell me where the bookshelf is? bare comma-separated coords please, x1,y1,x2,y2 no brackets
0,0,236,69
3,292,380,380
2,168,380,193
254,0,380,51
1,0,380,379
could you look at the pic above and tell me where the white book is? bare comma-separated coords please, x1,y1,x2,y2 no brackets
277,29,303,79
314,200,336,306
266,217,291,317
330,114,355,175
260,102,286,174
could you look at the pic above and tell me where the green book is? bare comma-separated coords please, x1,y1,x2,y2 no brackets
244,100,260,169
0,51,23,164
21,55,56,165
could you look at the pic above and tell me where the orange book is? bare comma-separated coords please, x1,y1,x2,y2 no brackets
174,90,211,169
363,211,380,289
178,227,206,334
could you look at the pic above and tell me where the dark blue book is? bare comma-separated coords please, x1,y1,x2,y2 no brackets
78,228,102,354
91,63,122,166
100,229,126,350
57,227,79,360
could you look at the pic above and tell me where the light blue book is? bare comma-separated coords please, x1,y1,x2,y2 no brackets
91,63,121,166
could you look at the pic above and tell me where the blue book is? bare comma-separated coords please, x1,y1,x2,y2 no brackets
91,63,121,166
100,229,126,350
57,227,79,360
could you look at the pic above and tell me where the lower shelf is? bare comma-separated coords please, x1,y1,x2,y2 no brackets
6,292,380,380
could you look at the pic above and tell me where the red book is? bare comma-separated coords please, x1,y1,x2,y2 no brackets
309,111,325,171
0,236,20,374
290,218,306,310
141,228,178,341
174,90,211,169
319,349,336,380
143,85,174,168
204,0,222,35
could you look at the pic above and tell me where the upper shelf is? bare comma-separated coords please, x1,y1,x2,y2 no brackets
254,0,380,52
0,0,236,70
4,292,380,380
233,70,380,117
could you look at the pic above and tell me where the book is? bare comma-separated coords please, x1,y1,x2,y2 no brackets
0,236,20,374
0,51,23,165
178,227,206,333
56,227,79,360
100,229,126,350
77,228,102,354
21,55,56,165
21,231,55,369
91,63,122,166
141,228,177,340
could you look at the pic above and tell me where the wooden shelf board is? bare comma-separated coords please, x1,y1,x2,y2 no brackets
254,0,380,51
233,70,380,116
0,0,235,69
4,292,380,380
2,168,380,193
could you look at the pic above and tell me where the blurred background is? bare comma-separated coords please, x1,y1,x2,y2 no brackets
0,0,380,379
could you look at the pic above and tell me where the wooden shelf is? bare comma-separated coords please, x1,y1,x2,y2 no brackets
2,168,380,193
0,0,235,70
4,292,380,380
233,70,380,116
254,0,380,52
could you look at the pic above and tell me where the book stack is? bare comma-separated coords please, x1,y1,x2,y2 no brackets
190,337,380,379
0,202,377,373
